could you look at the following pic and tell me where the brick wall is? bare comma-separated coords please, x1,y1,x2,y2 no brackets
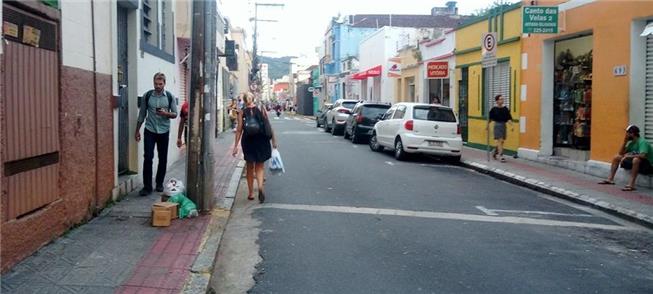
0,66,115,273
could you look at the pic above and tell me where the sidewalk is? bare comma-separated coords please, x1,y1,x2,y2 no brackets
461,146,653,228
1,132,243,294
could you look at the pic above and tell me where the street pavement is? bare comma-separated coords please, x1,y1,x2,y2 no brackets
1,133,241,294
211,113,653,294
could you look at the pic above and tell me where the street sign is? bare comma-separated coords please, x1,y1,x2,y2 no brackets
482,58,497,68
522,6,558,34
481,32,497,68
481,32,497,59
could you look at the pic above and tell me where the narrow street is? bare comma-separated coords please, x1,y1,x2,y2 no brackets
211,114,653,294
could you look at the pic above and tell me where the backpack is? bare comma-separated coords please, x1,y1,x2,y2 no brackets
142,90,174,110
243,107,263,137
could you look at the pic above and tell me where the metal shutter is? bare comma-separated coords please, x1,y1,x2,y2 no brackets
486,61,511,111
645,33,653,139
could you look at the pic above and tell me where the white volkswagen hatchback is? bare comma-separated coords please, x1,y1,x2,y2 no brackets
369,103,463,162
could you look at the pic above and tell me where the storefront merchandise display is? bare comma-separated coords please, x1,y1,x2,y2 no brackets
553,47,592,150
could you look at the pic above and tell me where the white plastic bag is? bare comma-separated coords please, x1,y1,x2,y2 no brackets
269,148,285,173
163,178,185,196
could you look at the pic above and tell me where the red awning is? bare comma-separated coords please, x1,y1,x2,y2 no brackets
352,65,382,80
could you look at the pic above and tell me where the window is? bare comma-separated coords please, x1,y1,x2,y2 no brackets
362,105,390,118
141,0,174,63
384,107,396,120
483,61,510,115
413,106,456,122
393,105,407,119
342,101,358,109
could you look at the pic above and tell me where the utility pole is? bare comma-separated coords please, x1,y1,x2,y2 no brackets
188,0,217,212
250,3,284,92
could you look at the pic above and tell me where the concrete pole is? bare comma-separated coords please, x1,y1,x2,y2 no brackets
188,0,217,211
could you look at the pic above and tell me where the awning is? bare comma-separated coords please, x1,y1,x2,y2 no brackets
352,65,382,80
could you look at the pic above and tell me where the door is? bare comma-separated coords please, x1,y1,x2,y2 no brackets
645,28,653,140
2,4,60,220
377,106,396,146
386,105,407,147
458,68,469,141
117,7,130,174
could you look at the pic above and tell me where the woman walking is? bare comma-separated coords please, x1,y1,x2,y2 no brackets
488,94,513,162
232,92,277,203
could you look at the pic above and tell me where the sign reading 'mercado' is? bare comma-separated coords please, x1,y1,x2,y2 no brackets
427,61,448,79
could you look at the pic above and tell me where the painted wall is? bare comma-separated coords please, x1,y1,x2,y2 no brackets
359,27,421,103
1,1,115,272
420,30,456,107
520,0,653,162
395,47,421,102
454,5,522,153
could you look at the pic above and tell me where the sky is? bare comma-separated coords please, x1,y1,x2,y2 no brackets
220,0,505,66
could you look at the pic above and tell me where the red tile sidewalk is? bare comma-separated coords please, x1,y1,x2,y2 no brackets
118,134,241,294
462,146,653,227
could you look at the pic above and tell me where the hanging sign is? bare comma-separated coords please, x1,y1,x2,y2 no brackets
427,61,448,79
388,57,401,78
522,6,558,34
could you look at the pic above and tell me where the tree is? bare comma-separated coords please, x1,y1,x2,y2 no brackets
472,1,517,17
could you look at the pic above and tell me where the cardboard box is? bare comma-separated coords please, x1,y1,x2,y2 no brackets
153,201,178,219
152,207,172,227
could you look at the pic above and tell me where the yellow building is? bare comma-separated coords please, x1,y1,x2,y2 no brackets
454,3,522,154
394,48,421,103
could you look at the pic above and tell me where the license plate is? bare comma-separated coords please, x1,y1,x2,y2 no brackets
428,141,443,147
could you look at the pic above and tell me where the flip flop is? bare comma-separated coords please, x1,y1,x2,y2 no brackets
598,180,615,185
621,186,636,192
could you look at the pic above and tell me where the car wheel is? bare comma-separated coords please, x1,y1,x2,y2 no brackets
369,132,383,152
331,120,337,135
316,118,321,128
343,126,350,139
351,127,361,144
324,119,331,132
394,138,407,161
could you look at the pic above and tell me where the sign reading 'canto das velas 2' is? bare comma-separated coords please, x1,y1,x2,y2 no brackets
522,6,558,34
427,61,448,79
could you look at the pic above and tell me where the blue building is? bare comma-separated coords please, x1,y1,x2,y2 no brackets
320,17,378,103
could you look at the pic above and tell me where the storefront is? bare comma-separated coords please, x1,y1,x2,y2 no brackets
394,49,421,103
519,0,653,171
425,60,451,106
552,35,593,157
352,65,382,101
454,3,522,150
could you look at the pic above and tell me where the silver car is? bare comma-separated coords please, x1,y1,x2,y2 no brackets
325,99,359,136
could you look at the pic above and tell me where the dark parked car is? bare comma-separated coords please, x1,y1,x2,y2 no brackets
315,103,333,128
344,102,391,143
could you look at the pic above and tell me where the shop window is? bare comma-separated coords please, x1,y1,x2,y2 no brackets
428,79,450,106
141,0,174,63
553,35,593,150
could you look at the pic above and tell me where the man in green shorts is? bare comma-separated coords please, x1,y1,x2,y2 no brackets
599,125,653,191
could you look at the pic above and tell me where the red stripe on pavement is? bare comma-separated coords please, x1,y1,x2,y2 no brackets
119,215,211,293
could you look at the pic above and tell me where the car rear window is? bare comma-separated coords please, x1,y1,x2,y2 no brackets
413,106,456,122
362,105,390,117
342,102,358,109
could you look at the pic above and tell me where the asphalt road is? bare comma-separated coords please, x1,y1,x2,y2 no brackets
211,113,653,294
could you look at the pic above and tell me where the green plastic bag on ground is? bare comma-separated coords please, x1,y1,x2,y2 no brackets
167,193,198,218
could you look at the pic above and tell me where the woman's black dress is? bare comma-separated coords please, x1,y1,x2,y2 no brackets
241,106,272,163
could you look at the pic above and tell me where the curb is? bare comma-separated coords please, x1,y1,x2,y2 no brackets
461,159,653,229
182,159,246,294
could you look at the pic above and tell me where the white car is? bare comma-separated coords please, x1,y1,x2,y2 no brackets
369,103,463,162
324,99,359,135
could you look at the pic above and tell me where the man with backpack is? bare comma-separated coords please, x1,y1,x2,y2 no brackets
136,72,178,196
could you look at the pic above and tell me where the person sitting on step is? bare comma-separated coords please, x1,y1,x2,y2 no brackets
599,125,653,191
